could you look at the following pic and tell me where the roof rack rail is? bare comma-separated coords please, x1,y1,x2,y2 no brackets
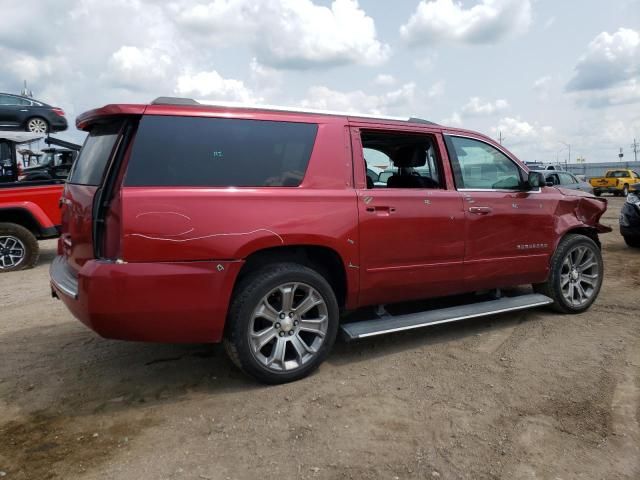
151,97,199,106
150,97,438,125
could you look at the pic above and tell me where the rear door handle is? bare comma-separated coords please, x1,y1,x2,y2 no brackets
366,206,396,215
469,206,492,215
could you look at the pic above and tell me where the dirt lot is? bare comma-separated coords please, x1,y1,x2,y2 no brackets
1,196,639,480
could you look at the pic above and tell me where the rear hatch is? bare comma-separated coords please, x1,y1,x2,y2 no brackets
60,120,131,273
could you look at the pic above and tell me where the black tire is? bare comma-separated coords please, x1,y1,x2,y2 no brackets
624,236,640,248
622,184,630,197
534,234,603,314
0,222,39,272
224,263,339,384
593,190,601,197
25,117,49,134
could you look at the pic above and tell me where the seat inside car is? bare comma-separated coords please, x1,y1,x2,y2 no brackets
387,145,437,189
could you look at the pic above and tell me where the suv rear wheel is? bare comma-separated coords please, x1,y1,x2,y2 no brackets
534,234,603,313
224,263,339,384
0,223,39,272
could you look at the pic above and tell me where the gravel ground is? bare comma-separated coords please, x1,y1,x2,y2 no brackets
1,196,639,480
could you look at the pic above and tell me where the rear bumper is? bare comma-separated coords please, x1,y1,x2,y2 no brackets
51,256,243,343
48,116,69,132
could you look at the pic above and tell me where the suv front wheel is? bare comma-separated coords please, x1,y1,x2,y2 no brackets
534,234,603,313
224,263,339,384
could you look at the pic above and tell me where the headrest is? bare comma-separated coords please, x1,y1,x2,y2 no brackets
394,145,427,168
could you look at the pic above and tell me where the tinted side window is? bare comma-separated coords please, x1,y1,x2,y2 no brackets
0,95,17,105
125,116,318,187
559,173,576,184
68,122,122,186
446,136,522,190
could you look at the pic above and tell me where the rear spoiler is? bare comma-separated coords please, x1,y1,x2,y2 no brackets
76,104,147,130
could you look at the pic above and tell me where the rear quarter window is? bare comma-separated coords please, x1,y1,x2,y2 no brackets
124,116,318,187
68,122,122,185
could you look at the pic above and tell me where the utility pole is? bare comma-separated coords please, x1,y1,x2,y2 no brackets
559,141,571,169
498,131,504,145
631,138,639,162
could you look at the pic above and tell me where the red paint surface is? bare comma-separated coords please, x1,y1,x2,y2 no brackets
54,102,610,343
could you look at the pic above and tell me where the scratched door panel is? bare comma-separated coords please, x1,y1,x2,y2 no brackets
357,188,466,306
462,191,556,291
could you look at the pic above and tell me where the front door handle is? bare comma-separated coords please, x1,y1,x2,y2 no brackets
469,206,492,215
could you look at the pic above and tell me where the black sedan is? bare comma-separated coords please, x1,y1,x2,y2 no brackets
0,92,68,133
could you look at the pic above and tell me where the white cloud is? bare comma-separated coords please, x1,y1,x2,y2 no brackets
175,70,259,103
491,116,554,148
566,28,640,108
299,83,418,115
543,16,556,30
105,46,173,91
400,0,532,46
567,28,639,91
533,75,551,90
374,74,396,86
174,0,390,69
442,112,462,126
532,75,552,99
461,97,509,116
427,81,445,98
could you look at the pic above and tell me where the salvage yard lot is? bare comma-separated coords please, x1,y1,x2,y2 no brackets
1,197,639,479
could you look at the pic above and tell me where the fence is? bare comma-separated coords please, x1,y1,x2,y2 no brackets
559,161,640,179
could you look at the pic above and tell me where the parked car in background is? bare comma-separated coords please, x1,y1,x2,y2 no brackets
1,132,65,272
0,93,68,133
20,147,77,181
620,188,640,248
534,170,594,194
51,98,611,384
589,169,640,197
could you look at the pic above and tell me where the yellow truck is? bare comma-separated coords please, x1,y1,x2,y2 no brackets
589,169,640,197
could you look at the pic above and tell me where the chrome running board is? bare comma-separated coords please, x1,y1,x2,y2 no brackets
340,294,553,341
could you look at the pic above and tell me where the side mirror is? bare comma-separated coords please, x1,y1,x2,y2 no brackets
527,171,545,190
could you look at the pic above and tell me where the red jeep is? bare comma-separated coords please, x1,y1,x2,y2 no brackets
0,132,67,272
51,98,611,383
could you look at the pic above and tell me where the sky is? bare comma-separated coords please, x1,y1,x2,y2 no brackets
0,0,639,164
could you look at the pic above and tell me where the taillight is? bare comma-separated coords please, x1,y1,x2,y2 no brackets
52,108,65,117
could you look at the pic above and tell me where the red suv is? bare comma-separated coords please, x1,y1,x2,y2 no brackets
51,98,611,383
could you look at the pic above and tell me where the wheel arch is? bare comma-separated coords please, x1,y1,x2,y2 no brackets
0,207,47,238
558,227,601,250
234,245,350,311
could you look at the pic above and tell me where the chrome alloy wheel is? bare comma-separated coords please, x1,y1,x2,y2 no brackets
248,282,329,372
0,235,26,269
27,118,48,133
560,245,600,307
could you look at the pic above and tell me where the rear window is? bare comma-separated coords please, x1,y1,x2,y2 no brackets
68,122,122,185
124,115,318,187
